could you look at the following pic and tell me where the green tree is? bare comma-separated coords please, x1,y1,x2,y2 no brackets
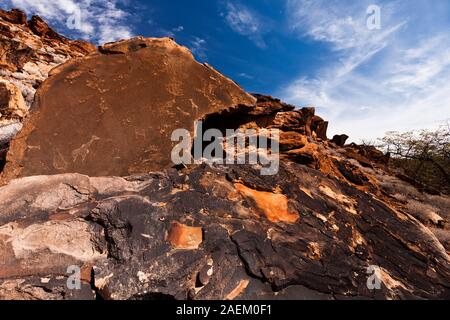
379,123,450,194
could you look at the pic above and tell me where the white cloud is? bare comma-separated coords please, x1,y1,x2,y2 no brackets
282,0,450,142
189,37,207,60
384,35,450,92
2,0,133,44
238,73,254,79
223,2,267,48
172,25,184,33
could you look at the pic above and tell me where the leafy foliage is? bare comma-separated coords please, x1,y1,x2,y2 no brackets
379,123,450,194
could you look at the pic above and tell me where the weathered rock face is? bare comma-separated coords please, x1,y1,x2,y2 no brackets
0,8,94,146
0,9,27,25
0,10,449,301
332,134,349,147
0,162,449,300
1,37,256,180
0,92,449,300
0,80,27,124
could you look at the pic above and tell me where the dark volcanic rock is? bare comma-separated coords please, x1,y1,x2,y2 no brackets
0,143,7,171
2,37,256,181
0,163,449,300
332,134,349,147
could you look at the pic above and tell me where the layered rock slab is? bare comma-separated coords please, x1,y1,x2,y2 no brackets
0,163,449,300
2,37,256,181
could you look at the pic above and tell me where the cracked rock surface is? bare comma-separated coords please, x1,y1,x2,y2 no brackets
0,162,449,300
0,9,449,301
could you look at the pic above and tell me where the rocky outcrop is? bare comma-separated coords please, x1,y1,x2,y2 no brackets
0,80,27,124
1,37,256,181
0,80,26,156
0,10,449,301
0,162,449,300
332,134,349,147
0,8,94,146
0,90,448,300
0,9,27,25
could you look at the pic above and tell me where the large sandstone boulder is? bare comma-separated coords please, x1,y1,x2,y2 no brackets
1,37,256,181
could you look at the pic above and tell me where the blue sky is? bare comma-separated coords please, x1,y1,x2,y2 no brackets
2,0,450,142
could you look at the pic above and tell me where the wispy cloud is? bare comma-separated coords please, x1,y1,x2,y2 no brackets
282,0,450,142
189,37,207,60
222,2,267,48
238,73,254,79
172,25,184,33
2,0,134,44
157,25,185,38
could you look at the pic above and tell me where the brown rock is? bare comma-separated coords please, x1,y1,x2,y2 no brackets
0,13,449,302
299,106,316,118
0,8,95,120
0,144,7,171
0,8,27,25
167,222,203,250
197,260,214,286
336,159,370,186
332,134,349,147
268,107,329,141
279,131,308,151
344,148,374,168
0,79,28,154
0,81,28,147
250,94,295,115
69,40,97,55
347,143,390,165
0,38,35,72
286,143,319,167
310,115,328,140
28,15,65,42
269,111,306,132
2,37,256,181
98,36,153,54
225,279,250,300
0,81,28,122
